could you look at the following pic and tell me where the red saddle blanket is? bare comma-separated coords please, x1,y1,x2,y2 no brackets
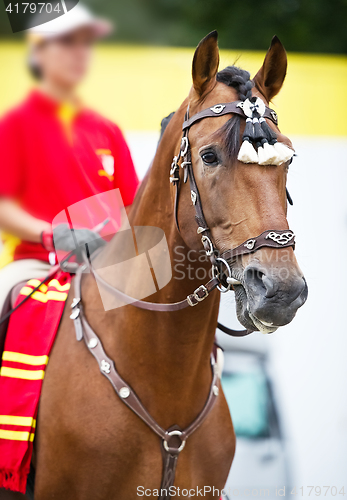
0,271,71,493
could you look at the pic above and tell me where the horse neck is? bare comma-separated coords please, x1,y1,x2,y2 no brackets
86,104,220,422
126,102,220,345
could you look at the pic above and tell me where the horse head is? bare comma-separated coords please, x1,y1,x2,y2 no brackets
172,31,308,334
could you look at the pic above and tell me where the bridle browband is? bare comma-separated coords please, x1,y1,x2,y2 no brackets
182,100,279,130
67,98,297,500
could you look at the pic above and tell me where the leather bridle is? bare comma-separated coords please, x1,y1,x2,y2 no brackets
169,99,295,294
68,99,297,499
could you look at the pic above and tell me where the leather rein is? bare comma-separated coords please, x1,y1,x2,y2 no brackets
69,99,296,499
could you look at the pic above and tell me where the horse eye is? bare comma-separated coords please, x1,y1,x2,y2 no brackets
201,152,218,165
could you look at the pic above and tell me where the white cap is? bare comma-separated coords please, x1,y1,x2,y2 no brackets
27,3,113,44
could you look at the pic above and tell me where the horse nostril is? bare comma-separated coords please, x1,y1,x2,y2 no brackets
262,274,277,298
244,266,278,299
244,267,266,293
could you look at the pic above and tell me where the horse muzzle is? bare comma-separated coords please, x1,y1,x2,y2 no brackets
233,262,308,334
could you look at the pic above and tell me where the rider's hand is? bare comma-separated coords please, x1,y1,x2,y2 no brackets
41,224,106,258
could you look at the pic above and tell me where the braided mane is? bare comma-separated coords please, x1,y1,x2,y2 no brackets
216,66,254,101
213,66,255,163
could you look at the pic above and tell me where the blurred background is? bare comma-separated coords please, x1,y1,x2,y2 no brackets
0,0,346,498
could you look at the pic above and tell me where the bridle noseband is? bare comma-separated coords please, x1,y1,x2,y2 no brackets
170,99,295,292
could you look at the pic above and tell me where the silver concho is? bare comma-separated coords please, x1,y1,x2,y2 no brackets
270,111,278,124
210,104,226,114
119,387,130,399
88,338,98,349
191,190,197,205
71,297,80,308
101,360,111,374
70,308,80,320
213,385,219,396
265,231,294,245
244,239,256,250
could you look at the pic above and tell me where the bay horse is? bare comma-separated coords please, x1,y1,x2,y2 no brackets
7,32,308,500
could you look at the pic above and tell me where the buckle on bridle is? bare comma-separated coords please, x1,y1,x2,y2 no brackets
180,137,189,157
170,156,180,183
187,285,209,307
201,235,214,256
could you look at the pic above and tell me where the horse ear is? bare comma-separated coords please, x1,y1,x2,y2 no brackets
192,30,220,97
253,36,287,102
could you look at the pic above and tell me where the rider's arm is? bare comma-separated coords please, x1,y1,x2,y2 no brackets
0,197,50,243
0,110,50,243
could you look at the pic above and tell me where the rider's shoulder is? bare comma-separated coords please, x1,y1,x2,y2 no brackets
82,108,125,139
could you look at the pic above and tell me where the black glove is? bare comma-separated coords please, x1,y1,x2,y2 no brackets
53,224,106,259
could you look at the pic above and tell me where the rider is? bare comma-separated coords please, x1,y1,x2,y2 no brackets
0,4,139,312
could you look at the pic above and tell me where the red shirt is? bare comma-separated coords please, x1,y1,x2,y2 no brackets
0,90,139,266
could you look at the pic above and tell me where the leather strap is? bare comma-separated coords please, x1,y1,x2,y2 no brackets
183,126,217,267
182,101,278,130
217,322,251,337
91,262,220,310
71,266,220,499
79,254,248,336
159,434,181,500
220,229,295,261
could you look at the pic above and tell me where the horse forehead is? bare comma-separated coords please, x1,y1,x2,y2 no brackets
188,86,240,144
190,82,239,112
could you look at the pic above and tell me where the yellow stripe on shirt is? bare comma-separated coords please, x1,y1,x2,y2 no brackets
25,279,70,293
0,367,45,380
19,287,68,303
0,415,36,428
26,279,48,292
2,351,48,366
0,429,35,442
47,279,71,292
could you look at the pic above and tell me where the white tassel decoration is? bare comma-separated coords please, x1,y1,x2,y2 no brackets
258,142,280,165
237,140,259,164
273,142,295,164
